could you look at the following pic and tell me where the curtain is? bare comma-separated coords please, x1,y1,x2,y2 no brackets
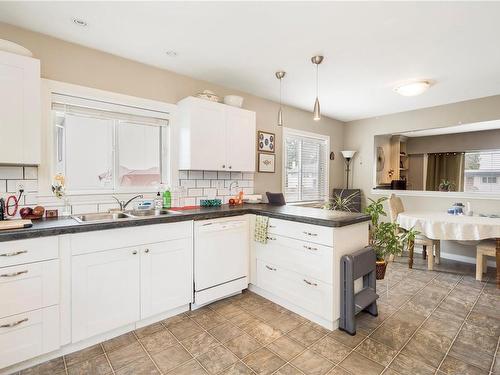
426,152,465,191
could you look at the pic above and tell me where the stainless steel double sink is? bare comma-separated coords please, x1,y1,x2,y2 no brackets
72,209,181,223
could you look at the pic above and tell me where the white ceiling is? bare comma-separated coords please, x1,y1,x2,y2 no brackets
1,1,500,122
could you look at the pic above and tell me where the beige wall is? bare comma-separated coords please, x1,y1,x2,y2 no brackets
0,22,346,196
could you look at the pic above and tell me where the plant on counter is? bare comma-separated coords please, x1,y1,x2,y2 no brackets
323,189,359,212
365,196,417,279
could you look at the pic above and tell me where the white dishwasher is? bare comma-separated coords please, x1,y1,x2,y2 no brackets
194,216,249,307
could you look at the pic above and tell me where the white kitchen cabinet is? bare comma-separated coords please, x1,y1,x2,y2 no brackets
177,96,256,172
0,50,41,165
71,223,193,343
71,247,141,342
226,106,256,172
140,238,192,319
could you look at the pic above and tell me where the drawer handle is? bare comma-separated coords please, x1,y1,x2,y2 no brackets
303,279,318,286
266,236,276,241
265,265,277,271
303,231,318,237
0,270,28,278
0,250,28,257
303,245,318,251
0,318,28,328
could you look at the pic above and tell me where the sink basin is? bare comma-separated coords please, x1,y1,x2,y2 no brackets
73,212,131,223
73,209,181,223
126,209,181,217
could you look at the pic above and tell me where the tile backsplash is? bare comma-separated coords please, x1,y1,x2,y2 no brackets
1,166,255,217
178,170,254,205
0,165,38,205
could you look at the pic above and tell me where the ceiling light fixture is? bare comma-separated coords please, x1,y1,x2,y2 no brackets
311,55,324,121
72,18,87,27
275,71,286,127
393,80,431,97
165,50,178,57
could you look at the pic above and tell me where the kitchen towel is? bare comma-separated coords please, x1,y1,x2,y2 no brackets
254,215,269,244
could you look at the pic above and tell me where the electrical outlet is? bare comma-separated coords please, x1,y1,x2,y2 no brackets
15,182,25,192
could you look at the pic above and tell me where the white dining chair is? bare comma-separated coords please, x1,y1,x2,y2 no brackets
476,240,496,281
388,194,441,270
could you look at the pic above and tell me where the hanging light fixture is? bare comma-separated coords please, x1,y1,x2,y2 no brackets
311,55,324,121
275,71,286,126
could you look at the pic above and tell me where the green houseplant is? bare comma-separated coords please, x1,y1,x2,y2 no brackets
323,189,359,212
365,197,416,279
438,179,455,192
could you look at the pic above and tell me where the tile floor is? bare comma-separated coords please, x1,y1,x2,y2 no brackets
13,256,500,375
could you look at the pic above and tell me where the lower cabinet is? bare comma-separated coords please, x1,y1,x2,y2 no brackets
72,247,141,342
72,236,192,343
140,238,192,319
0,306,60,369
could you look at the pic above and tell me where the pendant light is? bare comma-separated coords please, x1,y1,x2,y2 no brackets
275,71,286,126
311,55,324,121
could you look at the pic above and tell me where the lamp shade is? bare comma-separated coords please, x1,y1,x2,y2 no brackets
341,150,356,159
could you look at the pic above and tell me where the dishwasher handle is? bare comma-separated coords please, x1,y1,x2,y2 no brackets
198,220,247,232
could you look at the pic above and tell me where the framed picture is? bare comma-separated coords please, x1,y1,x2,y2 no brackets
258,131,275,153
258,153,275,173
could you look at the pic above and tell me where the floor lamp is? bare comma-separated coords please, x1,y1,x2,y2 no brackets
341,150,356,189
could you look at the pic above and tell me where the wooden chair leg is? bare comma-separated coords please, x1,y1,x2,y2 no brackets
476,250,483,281
408,240,414,269
435,241,440,265
422,245,427,260
427,244,434,271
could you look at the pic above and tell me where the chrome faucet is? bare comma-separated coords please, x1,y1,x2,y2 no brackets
229,181,239,193
112,195,144,211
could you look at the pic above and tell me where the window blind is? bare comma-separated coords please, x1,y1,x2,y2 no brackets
52,93,169,126
283,129,329,202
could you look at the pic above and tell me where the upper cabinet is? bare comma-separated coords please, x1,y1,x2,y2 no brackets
177,97,256,172
0,51,41,165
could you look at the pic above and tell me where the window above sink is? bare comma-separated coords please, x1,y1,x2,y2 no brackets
52,92,170,194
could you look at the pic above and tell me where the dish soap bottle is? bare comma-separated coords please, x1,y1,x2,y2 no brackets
163,187,172,209
154,192,163,209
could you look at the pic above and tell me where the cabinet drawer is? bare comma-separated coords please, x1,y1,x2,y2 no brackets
0,237,58,268
256,260,332,321
268,218,333,246
256,235,333,284
0,305,60,369
0,260,59,319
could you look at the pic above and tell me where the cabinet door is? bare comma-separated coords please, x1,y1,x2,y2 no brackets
72,247,140,342
140,238,192,319
188,100,227,170
226,107,256,172
0,51,40,164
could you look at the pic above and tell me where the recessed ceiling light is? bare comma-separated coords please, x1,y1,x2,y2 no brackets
166,51,178,57
393,80,432,96
72,18,88,27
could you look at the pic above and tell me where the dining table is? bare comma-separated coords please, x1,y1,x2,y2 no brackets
397,211,500,288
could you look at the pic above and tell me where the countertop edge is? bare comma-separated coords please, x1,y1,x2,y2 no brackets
0,206,370,242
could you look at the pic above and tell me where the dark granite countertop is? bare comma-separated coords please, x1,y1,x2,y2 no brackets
0,204,370,242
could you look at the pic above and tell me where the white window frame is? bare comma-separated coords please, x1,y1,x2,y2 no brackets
39,79,178,196
282,127,330,203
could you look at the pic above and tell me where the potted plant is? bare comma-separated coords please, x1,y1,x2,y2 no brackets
323,189,359,212
438,179,455,192
365,197,416,279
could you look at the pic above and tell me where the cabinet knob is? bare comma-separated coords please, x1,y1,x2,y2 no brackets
132,250,137,255
229,166,232,169
145,249,150,253
222,165,226,169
